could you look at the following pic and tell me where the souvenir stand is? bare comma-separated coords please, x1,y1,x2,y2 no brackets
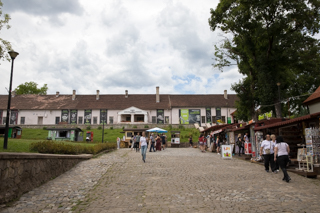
302,128,320,173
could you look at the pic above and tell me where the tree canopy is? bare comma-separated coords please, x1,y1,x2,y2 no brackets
0,0,12,62
14,82,48,95
209,0,320,121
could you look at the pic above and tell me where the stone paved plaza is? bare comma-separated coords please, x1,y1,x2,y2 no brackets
1,148,320,213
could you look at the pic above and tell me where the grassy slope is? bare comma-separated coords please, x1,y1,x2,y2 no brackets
0,127,201,153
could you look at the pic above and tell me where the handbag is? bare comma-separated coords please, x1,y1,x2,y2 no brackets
265,141,271,155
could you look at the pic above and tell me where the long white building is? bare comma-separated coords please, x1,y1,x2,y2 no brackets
0,87,237,126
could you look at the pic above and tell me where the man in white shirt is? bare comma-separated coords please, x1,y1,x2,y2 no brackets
259,134,276,173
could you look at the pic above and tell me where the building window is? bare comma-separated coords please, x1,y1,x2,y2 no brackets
152,116,156,123
55,117,60,124
3,117,6,125
212,116,216,123
222,116,226,123
165,116,169,124
78,116,83,124
109,116,113,124
201,116,205,124
20,117,25,124
93,116,97,124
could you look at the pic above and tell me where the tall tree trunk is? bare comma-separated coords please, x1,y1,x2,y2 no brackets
275,101,281,118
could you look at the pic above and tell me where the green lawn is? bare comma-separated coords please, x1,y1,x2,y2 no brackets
0,127,201,153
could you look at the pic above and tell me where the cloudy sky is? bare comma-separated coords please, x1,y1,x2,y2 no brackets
0,0,244,95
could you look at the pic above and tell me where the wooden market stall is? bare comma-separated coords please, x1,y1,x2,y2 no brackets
46,128,84,142
0,126,23,139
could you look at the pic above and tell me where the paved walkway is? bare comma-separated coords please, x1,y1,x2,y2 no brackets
2,148,320,212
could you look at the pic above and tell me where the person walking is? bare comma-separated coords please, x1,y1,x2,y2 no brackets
271,134,279,172
274,136,291,182
161,133,166,150
189,135,193,147
149,133,156,152
260,134,276,173
199,134,205,153
131,134,136,151
156,134,162,151
216,135,221,155
135,133,141,152
116,137,120,149
139,132,148,163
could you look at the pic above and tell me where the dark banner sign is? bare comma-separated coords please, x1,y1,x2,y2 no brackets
100,109,107,124
10,110,18,125
61,109,69,123
206,107,211,123
84,109,92,125
157,109,164,124
179,109,201,124
216,107,221,121
70,110,77,124
0,110,2,124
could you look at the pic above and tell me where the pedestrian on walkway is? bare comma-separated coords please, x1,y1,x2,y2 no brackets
271,134,279,172
189,135,193,147
135,133,141,152
131,134,136,151
149,133,156,152
260,134,276,173
274,136,291,182
116,137,120,149
156,134,162,151
139,132,148,163
199,134,205,153
216,135,221,154
161,133,166,150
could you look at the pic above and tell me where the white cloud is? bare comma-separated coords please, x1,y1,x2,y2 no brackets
0,0,242,96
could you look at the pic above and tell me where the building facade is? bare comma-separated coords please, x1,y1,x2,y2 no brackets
0,87,237,126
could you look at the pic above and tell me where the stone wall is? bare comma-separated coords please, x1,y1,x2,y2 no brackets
0,153,92,204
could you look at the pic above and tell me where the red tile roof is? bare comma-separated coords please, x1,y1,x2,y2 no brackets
254,112,320,131
0,94,238,110
303,86,320,104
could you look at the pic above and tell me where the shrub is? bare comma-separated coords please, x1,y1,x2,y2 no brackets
30,141,116,155
168,124,172,130
178,125,185,130
122,126,125,130
110,126,113,130
144,125,149,128
98,126,102,130
42,126,47,130
86,126,91,130
133,125,137,128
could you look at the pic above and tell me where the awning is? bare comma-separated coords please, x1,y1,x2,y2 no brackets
254,112,320,131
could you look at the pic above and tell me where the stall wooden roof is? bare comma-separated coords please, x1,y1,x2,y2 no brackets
303,86,320,105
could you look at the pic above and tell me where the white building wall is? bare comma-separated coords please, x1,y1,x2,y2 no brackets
309,102,320,114
108,110,118,124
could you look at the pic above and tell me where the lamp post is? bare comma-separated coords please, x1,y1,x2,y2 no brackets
102,111,105,143
3,50,19,149
277,82,281,118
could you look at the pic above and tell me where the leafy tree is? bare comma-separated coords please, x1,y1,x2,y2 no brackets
14,82,48,95
0,0,12,62
209,0,320,120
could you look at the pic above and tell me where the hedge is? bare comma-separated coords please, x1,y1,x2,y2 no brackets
30,141,116,155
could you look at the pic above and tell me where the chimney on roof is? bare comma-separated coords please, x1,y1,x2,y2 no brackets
156,86,160,103
224,90,228,99
12,90,16,98
96,90,100,100
56,91,59,97
72,90,76,100
125,90,128,98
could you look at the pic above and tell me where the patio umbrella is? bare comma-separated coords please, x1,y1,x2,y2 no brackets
146,127,168,133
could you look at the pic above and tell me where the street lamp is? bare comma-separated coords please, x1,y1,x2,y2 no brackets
277,82,281,118
4,50,19,149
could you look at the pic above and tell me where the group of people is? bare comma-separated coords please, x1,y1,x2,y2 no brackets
128,132,167,163
236,133,249,156
195,134,222,154
260,134,291,182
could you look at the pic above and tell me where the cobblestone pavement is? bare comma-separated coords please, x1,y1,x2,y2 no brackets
2,148,320,213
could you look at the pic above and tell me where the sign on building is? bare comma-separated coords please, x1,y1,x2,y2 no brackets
70,110,77,124
100,109,107,124
10,110,18,125
206,107,211,123
61,110,69,123
157,109,164,124
84,109,92,125
179,109,201,124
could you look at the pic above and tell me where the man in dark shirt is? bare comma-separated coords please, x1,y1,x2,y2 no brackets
161,133,166,150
